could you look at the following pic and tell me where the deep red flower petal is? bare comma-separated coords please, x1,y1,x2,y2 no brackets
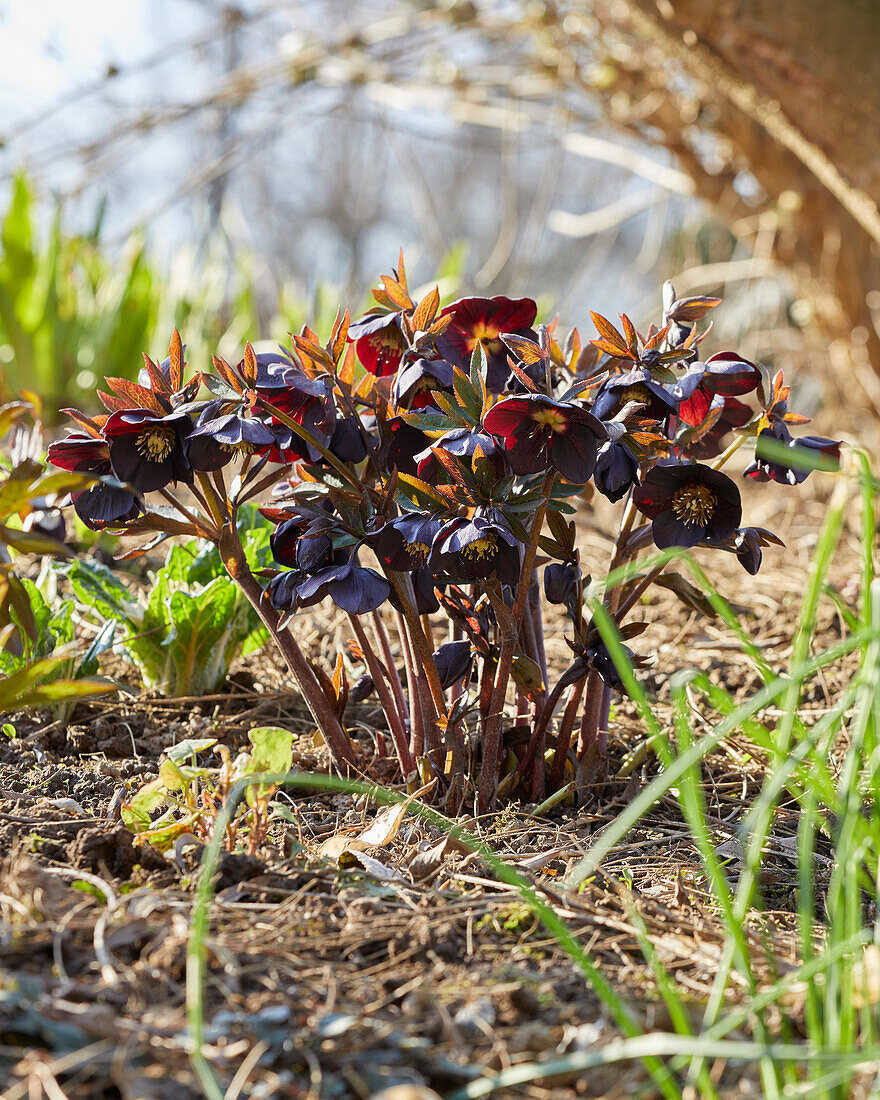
679,386,711,427
356,330,405,377
482,397,538,440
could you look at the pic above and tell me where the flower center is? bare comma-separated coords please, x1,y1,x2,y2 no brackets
403,539,430,561
461,533,498,560
618,383,653,409
531,407,567,432
672,483,717,527
220,441,255,455
135,424,176,462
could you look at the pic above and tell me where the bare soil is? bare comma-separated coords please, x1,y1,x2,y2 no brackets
0,484,866,1099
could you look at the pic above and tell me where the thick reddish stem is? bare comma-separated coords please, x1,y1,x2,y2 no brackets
349,613,414,776
226,550,357,772
478,470,555,813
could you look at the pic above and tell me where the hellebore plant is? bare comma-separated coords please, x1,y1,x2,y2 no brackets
49,253,840,812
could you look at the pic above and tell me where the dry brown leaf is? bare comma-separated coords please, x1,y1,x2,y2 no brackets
318,780,436,859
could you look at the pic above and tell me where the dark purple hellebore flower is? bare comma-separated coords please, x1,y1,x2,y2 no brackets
590,369,680,424
744,421,841,485
392,356,455,410
72,483,144,530
382,417,430,477
411,566,441,614
434,296,538,392
186,413,277,471
266,569,307,612
349,312,408,377
432,640,473,690
633,463,742,550
47,434,113,475
295,529,340,574
702,526,784,575
103,409,193,492
329,418,368,464
589,639,635,692
729,527,783,575
48,433,145,529
270,516,307,567
368,514,443,571
594,439,640,502
415,428,505,481
543,561,581,605
482,395,608,483
296,562,391,615
429,514,520,586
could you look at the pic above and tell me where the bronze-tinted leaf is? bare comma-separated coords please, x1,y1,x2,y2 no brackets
60,409,106,437
338,342,357,386
104,377,166,416
212,356,244,394
643,323,670,351
668,295,721,322
589,311,628,354
619,313,638,351
396,247,408,291
500,333,545,365
243,344,259,388
168,329,184,391
141,354,171,394
411,286,440,332
590,337,635,360
97,391,132,413
330,308,351,363
380,276,413,311
428,313,455,336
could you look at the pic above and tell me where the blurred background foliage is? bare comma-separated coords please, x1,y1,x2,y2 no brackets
0,0,877,435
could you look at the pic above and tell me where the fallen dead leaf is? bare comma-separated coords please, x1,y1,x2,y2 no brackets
318,780,436,860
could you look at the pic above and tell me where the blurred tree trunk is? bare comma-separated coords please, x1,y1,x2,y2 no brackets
596,0,880,408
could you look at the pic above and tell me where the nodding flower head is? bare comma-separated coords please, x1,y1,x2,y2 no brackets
633,462,742,549
102,409,193,492
349,312,408,377
368,514,443,572
744,421,841,486
483,394,608,483
429,514,520,586
433,296,537,393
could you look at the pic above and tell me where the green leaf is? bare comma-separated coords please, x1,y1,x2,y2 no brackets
0,660,114,711
65,558,137,624
243,725,294,806
246,726,294,775
159,758,215,791
166,737,219,763
451,367,482,422
76,619,115,677
121,778,167,832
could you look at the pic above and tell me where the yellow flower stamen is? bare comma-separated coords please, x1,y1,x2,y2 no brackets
619,383,653,408
219,441,255,455
403,539,430,561
672,483,717,527
461,533,498,561
135,424,176,462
